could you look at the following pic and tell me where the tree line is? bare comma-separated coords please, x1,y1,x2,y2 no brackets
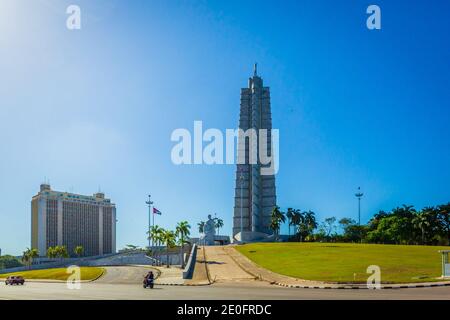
147,221,191,268
20,245,86,268
270,203,450,245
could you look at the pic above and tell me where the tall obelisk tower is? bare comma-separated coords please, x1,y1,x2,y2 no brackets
233,64,277,241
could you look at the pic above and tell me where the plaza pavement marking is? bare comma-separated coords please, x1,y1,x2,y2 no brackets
152,266,185,285
202,246,257,283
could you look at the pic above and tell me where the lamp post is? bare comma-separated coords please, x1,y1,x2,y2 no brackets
355,187,364,243
239,168,244,241
355,187,364,226
146,195,153,249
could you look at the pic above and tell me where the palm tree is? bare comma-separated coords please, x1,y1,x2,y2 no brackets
53,246,68,261
147,225,160,255
176,221,191,268
286,208,295,238
22,250,30,268
47,246,56,259
292,209,304,241
300,210,317,241
270,206,286,240
161,229,176,268
22,248,39,269
74,246,84,258
198,221,205,234
147,225,166,262
215,218,224,236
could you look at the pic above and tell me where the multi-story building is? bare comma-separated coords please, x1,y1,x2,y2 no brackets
233,65,277,241
31,184,116,257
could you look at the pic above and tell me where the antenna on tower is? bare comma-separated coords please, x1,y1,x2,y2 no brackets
253,62,258,76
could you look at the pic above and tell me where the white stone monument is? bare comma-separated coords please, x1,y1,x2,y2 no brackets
200,215,216,246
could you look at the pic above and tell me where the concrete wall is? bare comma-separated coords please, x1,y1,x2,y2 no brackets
0,252,184,274
182,244,197,279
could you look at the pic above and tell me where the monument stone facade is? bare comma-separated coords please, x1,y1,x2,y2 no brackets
232,65,277,241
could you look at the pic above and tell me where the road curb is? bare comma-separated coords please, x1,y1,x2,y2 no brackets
155,282,211,286
272,281,450,290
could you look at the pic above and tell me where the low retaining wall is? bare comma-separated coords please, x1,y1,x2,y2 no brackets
0,252,183,274
182,244,197,279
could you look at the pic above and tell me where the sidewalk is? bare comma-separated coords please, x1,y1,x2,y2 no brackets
225,246,450,289
153,266,185,285
204,246,256,283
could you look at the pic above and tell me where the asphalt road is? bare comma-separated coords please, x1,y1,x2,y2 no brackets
1,261,449,300
96,266,154,284
1,279,450,300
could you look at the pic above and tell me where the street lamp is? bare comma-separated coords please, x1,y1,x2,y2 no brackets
239,168,245,241
146,195,153,249
355,187,364,226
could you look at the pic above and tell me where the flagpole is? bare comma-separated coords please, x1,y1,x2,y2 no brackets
146,195,153,249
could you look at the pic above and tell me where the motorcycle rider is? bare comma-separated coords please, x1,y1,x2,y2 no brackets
144,271,154,286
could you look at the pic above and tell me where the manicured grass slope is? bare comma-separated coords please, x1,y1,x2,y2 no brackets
235,243,450,283
0,267,104,281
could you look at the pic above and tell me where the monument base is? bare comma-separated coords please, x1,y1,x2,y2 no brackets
233,231,275,243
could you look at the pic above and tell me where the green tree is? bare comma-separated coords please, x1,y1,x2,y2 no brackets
286,208,295,238
322,217,337,239
147,225,162,254
22,248,39,269
297,210,317,241
438,203,450,245
291,209,304,241
0,255,23,270
147,225,164,261
74,246,84,258
125,244,139,251
338,218,355,238
161,229,176,268
175,221,191,268
197,221,205,234
54,246,69,260
46,246,56,259
269,206,286,240
214,218,224,236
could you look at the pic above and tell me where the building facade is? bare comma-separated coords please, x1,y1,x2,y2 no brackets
232,65,277,240
31,184,116,257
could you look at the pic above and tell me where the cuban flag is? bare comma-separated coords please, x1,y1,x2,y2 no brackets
153,207,162,215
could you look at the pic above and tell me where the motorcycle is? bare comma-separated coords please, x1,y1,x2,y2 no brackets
143,277,154,289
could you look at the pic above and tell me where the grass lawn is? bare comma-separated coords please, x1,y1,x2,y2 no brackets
0,267,105,281
235,242,450,284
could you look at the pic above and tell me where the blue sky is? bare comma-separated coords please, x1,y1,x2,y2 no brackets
0,0,449,255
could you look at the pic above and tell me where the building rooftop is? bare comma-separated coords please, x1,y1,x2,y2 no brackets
33,184,115,206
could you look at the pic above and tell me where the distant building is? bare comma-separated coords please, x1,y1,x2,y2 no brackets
31,184,116,257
